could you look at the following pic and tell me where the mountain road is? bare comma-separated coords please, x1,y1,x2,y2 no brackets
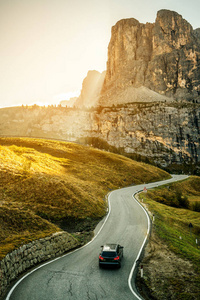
6,174,188,300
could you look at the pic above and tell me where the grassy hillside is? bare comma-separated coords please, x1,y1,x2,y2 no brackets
0,137,170,260
140,179,200,262
144,176,200,211
138,178,200,299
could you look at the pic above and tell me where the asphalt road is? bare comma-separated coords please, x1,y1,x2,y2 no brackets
6,175,188,300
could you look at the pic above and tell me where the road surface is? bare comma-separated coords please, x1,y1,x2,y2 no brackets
6,175,188,300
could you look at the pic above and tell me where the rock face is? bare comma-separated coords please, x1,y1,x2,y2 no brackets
0,10,200,173
1,102,199,172
100,10,200,106
59,70,105,109
75,70,106,108
90,102,200,169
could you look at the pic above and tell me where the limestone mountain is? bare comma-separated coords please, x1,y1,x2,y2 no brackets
99,9,200,106
75,70,106,108
0,9,200,174
60,70,106,109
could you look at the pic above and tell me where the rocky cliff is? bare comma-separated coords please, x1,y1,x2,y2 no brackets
90,102,200,170
75,70,105,108
100,9,200,106
0,10,200,173
1,101,199,173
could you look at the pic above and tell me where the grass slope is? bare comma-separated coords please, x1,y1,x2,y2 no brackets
138,177,200,299
0,137,170,260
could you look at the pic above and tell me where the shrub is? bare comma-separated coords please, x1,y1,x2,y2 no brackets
148,188,191,209
192,202,200,212
176,190,190,208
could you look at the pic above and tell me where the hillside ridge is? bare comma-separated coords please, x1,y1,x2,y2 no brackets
0,137,170,260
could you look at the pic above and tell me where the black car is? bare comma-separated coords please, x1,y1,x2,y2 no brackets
99,244,123,268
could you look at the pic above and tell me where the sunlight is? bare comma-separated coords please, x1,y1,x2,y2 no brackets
55,91,80,102
1,90,81,108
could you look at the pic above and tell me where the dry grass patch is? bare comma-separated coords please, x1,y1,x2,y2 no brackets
0,137,170,259
0,206,59,260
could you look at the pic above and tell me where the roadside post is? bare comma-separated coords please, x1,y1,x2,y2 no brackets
140,265,143,278
189,223,193,236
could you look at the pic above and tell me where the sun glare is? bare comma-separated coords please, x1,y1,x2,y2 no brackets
1,90,81,108
55,91,80,102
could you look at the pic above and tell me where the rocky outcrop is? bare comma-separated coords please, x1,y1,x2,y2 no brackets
0,10,199,173
0,232,79,299
0,106,92,141
75,70,106,108
1,102,199,171
59,70,105,109
100,10,200,106
90,102,200,168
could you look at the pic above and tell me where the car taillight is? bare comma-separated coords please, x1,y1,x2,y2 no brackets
99,255,104,260
114,256,120,260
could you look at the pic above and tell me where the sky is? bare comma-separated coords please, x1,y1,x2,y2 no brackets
0,0,200,108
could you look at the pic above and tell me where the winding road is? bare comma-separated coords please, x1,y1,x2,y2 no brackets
6,175,188,300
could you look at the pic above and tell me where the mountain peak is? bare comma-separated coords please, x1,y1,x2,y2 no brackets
99,9,200,106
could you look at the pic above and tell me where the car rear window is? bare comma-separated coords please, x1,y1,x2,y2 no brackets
102,251,117,257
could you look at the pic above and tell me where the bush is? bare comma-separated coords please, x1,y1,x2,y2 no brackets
176,190,189,208
179,195,189,208
192,202,200,212
164,192,178,207
148,189,190,209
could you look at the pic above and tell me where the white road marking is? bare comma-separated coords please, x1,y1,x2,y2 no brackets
128,190,150,300
5,195,112,300
6,175,188,300
127,174,189,299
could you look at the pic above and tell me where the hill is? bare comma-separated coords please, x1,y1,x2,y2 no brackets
137,177,200,299
0,137,170,260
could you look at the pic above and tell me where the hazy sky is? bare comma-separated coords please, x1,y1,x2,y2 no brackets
1,0,200,108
